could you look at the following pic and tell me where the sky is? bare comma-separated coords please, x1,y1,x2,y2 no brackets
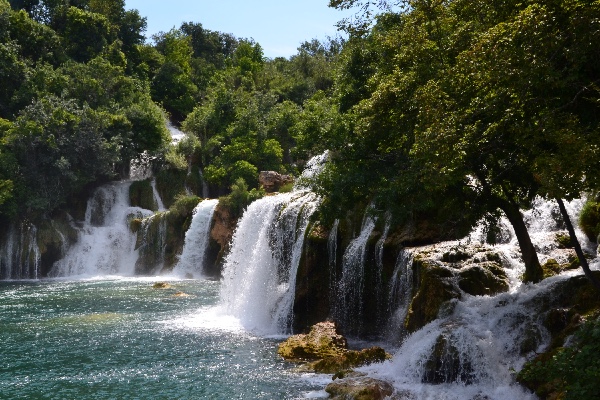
124,0,356,59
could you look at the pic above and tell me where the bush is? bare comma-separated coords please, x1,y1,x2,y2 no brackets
518,317,600,399
219,178,264,218
579,196,600,242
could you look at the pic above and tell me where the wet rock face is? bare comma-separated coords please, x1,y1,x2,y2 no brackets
258,171,293,193
404,244,510,333
129,179,157,211
209,203,237,270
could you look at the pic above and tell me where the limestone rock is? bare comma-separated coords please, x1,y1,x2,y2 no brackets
325,375,394,400
278,321,347,360
312,346,390,374
258,171,293,193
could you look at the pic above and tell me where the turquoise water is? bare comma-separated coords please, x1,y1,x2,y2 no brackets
0,279,329,399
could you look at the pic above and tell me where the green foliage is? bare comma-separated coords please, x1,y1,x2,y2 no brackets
518,317,600,400
168,193,201,218
579,196,600,243
219,178,264,219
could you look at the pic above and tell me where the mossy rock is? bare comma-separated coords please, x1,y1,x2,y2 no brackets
312,347,390,374
555,233,573,249
458,263,509,296
404,259,460,332
325,375,394,400
278,321,348,361
578,197,600,242
129,179,157,211
152,282,172,289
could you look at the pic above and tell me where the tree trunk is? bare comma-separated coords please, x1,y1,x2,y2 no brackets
497,199,543,283
556,198,600,291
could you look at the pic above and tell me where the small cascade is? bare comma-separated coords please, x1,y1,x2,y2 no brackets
374,215,391,326
385,249,414,342
150,178,166,211
327,219,340,309
172,199,219,278
167,121,186,143
219,190,319,334
334,206,377,335
198,168,210,198
50,182,152,277
135,212,168,275
0,222,41,279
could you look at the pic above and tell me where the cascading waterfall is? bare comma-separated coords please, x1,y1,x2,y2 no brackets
0,222,40,280
172,199,219,278
358,197,598,399
219,190,319,334
50,182,152,277
219,152,327,334
334,206,377,335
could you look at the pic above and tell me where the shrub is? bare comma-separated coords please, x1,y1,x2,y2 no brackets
518,317,600,399
579,196,600,242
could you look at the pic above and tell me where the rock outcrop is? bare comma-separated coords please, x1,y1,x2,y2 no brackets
278,321,348,361
258,171,293,193
325,373,395,400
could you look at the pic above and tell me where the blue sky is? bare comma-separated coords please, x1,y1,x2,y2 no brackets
124,0,355,58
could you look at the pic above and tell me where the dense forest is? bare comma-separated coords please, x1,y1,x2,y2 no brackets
3,0,600,285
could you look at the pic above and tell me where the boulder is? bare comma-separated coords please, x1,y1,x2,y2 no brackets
278,321,347,360
325,374,395,400
258,171,293,193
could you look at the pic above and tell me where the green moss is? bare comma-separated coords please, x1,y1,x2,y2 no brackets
312,347,390,374
129,179,156,211
405,259,459,332
457,263,509,296
555,233,573,249
518,317,600,400
578,197,600,242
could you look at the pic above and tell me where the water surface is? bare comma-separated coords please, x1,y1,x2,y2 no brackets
0,278,328,399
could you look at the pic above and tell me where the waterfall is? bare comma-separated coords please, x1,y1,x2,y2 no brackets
375,215,391,326
198,168,210,198
358,197,598,399
219,190,319,334
385,249,414,342
327,219,340,310
172,199,219,278
50,182,152,277
150,178,166,211
334,206,377,335
0,222,40,280
135,212,168,275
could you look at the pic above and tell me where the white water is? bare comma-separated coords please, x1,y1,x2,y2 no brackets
150,178,166,211
357,197,599,399
334,206,377,335
50,182,152,277
218,152,326,334
172,199,219,278
219,190,319,334
167,122,186,143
